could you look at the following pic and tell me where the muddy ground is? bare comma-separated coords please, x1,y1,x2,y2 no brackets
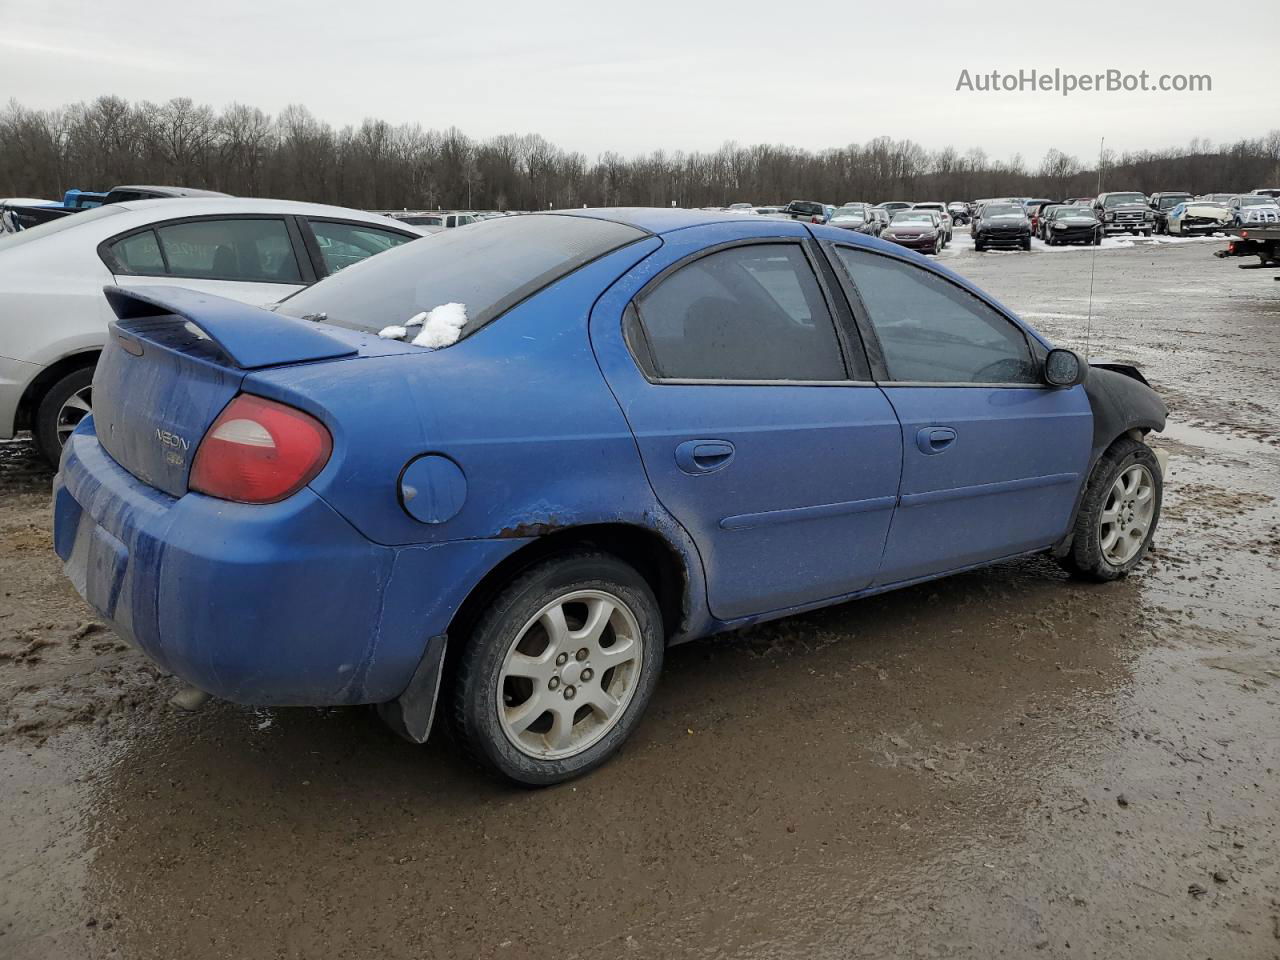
1,239,1277,959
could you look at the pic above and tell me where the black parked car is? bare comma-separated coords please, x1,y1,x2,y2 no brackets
1042,205,1103,245
973,203,1032,251
1149,192,1192,234
783,200,829,224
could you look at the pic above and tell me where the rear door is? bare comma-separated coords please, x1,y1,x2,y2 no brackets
102,215,313,307
825,243,1092,585
590,223,903,621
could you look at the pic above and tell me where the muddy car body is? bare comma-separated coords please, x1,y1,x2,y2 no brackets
52,209,1168,785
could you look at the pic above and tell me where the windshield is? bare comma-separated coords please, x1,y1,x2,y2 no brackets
891,212,934,224
984,205,1022,217
277,214,646,339
832,206,866,219
0,203,126,251
1241,196,1277,206
1158,196,1189,208
1103,193,1146,207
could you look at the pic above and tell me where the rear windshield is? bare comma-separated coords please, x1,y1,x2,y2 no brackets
277,214,646,338
787,201,823,215
0,203,126,251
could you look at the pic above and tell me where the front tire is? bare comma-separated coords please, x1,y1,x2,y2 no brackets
447,552,664,785
1058,436,1163,582
33,366,95,468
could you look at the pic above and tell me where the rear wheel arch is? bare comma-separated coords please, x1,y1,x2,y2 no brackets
446,523,691,653
16,350,100,432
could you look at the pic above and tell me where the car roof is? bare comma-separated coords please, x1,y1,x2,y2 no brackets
108,196,424,227
553,207,779,234
108,185,232,198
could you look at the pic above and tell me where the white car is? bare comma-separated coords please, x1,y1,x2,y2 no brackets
1166,200,1231,236
0,197,425,465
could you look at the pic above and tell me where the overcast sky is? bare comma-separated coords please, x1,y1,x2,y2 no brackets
1,0,1274,166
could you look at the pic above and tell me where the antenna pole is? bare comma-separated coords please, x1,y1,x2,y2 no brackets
1085,136,1104,361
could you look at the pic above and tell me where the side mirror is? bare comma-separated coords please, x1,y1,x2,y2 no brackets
1044,348,1085,387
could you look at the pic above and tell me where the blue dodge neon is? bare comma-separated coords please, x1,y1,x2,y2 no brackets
52,209,1167,785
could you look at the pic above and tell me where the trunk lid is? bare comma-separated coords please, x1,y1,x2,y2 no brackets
93,285,359,498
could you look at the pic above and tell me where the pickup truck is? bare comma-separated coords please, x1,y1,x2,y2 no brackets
1223,223,1280,268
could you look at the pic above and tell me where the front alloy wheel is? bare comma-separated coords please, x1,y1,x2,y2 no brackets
1058,436,1163,581
1098,464,1156,567
447,552,664,785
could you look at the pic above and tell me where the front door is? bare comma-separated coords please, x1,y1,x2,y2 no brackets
826,243,1093,585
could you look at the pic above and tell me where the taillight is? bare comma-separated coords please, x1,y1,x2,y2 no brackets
189,394,332,503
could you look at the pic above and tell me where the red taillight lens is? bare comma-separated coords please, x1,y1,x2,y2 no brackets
189,394,332,504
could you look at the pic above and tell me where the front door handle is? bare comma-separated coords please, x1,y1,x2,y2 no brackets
915,426,957,455
675,439,736,475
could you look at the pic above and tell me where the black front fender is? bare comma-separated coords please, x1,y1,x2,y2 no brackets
1052,364,1167,556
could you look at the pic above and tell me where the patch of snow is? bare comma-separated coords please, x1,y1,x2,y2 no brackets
411,302,468,348
378,325,408,339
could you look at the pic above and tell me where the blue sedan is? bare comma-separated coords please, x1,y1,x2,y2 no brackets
52,209,1168,785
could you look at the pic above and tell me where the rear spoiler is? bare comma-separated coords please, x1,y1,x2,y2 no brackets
104,285,356,370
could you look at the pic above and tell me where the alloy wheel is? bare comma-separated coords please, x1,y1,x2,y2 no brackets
56,385,92,447
497,589,643,760
1099,464,1155,566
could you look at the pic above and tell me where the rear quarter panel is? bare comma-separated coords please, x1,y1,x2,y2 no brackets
249,237,677,548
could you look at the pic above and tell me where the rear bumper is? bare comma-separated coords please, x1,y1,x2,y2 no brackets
53,419,522,706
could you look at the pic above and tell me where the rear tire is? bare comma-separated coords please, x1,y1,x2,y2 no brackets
447,552,664,786
33,366,94,468
1058,437,1163,582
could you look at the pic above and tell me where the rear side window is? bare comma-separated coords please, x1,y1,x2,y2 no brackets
111,230,165,273
152,218,301,283
630,244,847,382
277,214,647,338
834,247,1036,384
307,220,413,275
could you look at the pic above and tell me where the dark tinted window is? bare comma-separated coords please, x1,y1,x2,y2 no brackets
154,218,301,283
834,247,1036,384
631,244,846,381
278,214,646,337
308,220,414,275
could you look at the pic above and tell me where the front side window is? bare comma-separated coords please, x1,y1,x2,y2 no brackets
834,247,1037,384
308,220,413,275
630,244,848,382
151,218,301,283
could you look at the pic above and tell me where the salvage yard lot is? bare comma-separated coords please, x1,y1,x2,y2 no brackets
2,240,1278,959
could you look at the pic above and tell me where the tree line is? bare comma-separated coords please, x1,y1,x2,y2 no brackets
3,96,1278,211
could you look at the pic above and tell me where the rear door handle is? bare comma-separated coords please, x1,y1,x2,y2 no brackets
915,426,957,455
675,439,736,475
